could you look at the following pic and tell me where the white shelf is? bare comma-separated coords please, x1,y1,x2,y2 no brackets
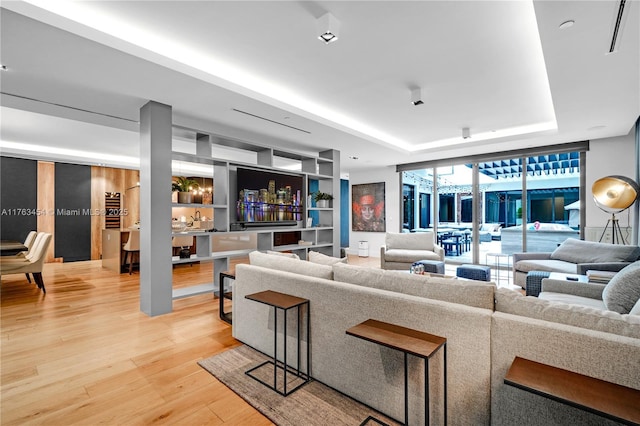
171,249,254,264
172,283,216,299
171,230,209,235
171,203,216,208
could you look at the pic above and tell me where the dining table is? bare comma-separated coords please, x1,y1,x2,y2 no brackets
0,240,28,256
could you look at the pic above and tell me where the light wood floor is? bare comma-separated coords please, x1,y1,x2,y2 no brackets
1,255,378,425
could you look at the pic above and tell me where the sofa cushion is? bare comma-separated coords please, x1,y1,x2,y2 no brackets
384,249,441,262
630,298,640,316
495,288,640,338
248,250,333,280
602,261,640,314
550,238,640,264
514,259,577,275
266,250,300,259
386,231,434,251
332,263,495,310
308,250,348,265
538,292,606,310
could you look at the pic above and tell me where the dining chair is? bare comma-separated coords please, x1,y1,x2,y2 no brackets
122,230,140,275
0,232,52,293
21,231,38,255
5,230,39,282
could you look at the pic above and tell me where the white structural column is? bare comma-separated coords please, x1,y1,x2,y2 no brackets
140,101,173,316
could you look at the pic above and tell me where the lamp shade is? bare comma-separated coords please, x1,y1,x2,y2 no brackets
592,175,639,214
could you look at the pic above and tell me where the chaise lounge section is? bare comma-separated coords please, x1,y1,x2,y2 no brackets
512,238,640,288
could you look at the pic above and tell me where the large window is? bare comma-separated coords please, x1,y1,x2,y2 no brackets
400,145,586,263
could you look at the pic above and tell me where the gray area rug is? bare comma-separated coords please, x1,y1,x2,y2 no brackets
198,345,400,426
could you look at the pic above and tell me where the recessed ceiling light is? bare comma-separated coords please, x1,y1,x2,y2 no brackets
559,20,575,30
317,13,339,44
348,156,359,160
0,65,7,71
411,88,424,106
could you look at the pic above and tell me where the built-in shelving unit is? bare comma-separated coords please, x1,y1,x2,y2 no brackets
168,141,340,303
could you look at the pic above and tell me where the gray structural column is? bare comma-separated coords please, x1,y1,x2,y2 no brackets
140,101,173,316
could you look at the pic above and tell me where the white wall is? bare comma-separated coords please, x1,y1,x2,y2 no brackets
585,129,638,242
347,166,399,257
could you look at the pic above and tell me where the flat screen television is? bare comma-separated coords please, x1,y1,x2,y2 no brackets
233,167,304,227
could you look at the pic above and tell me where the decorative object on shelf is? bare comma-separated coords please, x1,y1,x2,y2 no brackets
313,191,333,208
352,182,385,232
172,176,200,204
171,220,187,233
202,190,213,205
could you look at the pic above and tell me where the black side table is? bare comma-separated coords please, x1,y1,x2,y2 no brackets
347,319,447,425
218,271,234,324
245,290,310,396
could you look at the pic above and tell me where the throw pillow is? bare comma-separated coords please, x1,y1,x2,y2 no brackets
308,250,347,265
248,250,333,280
602,261,640,314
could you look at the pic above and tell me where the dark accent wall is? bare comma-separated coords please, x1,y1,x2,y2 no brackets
55,163,91,262
0,157,38,242
340,179,349,247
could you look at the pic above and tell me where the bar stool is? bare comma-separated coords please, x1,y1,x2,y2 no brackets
122,230,140,275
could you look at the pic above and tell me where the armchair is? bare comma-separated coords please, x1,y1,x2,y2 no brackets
380,231,444,270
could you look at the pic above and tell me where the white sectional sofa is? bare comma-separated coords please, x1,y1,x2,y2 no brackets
232,251,640,425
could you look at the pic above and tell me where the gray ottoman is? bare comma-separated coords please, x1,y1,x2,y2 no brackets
525,270,551,297
411,260,445,274
456,264,491,281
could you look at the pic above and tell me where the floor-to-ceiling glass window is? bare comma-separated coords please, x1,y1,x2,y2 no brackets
399,147,584,268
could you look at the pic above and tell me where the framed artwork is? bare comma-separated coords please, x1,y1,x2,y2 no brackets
352,182,385,232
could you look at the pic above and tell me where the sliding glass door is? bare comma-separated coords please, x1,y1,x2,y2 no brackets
401,149,583,264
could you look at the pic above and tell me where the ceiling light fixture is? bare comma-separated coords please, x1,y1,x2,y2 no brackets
411,88,423,106
317,12,339,44
0,65,7,71
559,20,575,29
462,128,471,139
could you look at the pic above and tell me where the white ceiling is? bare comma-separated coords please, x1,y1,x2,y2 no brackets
0,1,638,174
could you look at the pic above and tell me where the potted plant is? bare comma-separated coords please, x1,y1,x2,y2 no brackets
172,176,199,204
313,191,333,208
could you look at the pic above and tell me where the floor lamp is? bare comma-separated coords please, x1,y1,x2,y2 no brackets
592,175,639,244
